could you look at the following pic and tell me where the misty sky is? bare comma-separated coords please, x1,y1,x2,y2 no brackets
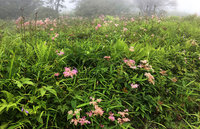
64,0,200,15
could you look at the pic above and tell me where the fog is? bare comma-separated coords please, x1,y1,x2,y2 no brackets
63,0,200,15
176,0,200,15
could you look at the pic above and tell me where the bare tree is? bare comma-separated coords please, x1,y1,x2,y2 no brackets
134,0,176,16
45,0,66,13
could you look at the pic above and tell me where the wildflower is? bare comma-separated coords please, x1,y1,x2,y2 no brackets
131,83,139,88
86,111,93,117
73,108,82,116
100,124,104,128
140,60,148,64
89,101,97,106
71,118,79,126
129,46,134,52
25,110,29,114
122,118,130,122
21,107,24,111
108,112,115,121
68,110,73,115
160,69,167,76
50,28,54,31
105,35,108,37
96,99,102,103
56,50,64,56
118,111,129,117
58,51,64,56
79,116,91,125
144,72,155,85
124,109,128,112
63,67,78,78
90,97,95,101
124,59,137,69
114,24,119,27
151,34,155,37
104,56,111,61
95,24,102,30
171,77,177,82
21,107,29,114
93,105,104,116
131,18,135,22
123,27,128,32
55,33,59,38
52,37,55,40
54,73,59,76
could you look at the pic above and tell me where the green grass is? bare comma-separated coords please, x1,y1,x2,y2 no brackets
0,15,200,129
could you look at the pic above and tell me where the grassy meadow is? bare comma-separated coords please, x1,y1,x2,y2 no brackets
0,15,200,129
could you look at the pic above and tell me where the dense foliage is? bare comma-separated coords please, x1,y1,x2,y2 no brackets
0,15,200,129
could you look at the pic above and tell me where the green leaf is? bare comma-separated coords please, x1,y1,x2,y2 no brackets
67,114,73,120
44,86,57,97
40,88,46,97
71,100,77,109
21,78,34,86
77,102,90,108
15,81,23,88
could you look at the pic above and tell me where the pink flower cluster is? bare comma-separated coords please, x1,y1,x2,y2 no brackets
56,50,64,56
117,109,130,124
131,83,139,89
15,17,57,29
104,56,111,61
124,59,137,69
69,109,91,126
52,33,59,40
87,97,104,116
63,67,78,78
129,46,134,52
95,24,102,30
108,112,115,121
144,72,155,85
137,60,153,71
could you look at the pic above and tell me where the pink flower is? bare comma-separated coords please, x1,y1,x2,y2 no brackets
115,24,119,27
131,18,135,22
131,83,139,88
50,28,54,31
122,117,130,122
86,111,93,117
124,109,128,112
57,51,64,56
55,33,59,38
93,105,104,116
96,99,102,103
140,60,148,64
100,124,104,128
104,56,111,60
54,73,59,77
89,101,97,106
118,111,129,117
79,116,91,125
95,24,102,30
71,118,79,126
52,37,55,40
63,67,78,78
97,24,102,27
129,46,134,52
124,59,136,69
123,27,128,32
144,72,155,85
109,115,115,121
108,112,115,121
68,110,73,115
